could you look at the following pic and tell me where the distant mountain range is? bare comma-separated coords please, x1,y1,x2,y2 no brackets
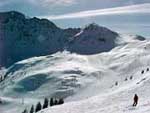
0,11,145,67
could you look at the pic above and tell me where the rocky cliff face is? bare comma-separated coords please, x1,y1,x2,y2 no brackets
0,11,120,67
68,23,118,54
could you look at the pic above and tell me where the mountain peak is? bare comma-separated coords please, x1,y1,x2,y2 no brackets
0,11,25,19
83,23,118,35
84,23,100,31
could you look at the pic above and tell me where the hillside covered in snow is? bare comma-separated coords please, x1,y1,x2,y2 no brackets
0,11,150,113
0,29,150,113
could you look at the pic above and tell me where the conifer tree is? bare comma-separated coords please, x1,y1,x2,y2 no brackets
58,98,64,105
43,98,49,109
35,102,42,112
30,105,34,113
50,98,54,106
54,99,58,105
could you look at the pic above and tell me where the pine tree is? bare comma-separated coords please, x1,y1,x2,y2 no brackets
50,98,54,106
35,102,42,112
43,98,49,109
30,105,34,113
54,99,58,105
58,98,64,105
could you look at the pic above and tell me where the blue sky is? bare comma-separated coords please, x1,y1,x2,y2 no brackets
0,0,150,37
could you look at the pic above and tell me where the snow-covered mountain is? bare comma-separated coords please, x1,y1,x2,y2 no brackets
0,11,149,113
0,32,149,113
0,11,121,67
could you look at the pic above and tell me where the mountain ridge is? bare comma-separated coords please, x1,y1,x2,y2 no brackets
0,11,122,67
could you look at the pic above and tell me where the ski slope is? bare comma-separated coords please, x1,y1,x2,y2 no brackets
1,34,150,113
40,36,150,113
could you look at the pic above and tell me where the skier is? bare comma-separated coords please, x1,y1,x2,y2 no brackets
141,70,144,74
147,68,149,72
133,94,138,107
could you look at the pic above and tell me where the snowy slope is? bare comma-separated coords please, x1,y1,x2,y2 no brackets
39,37,150,113
0,34,150,113
39,36,150,113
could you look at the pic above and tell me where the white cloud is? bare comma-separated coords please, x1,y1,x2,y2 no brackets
40,3,150,20
28,0,76,7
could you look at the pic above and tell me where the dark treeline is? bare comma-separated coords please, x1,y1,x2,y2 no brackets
22,97,64,113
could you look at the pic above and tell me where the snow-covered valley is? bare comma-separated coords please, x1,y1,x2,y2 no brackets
1,33,150,113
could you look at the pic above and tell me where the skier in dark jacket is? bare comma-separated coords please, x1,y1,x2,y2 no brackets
133,94,138,106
